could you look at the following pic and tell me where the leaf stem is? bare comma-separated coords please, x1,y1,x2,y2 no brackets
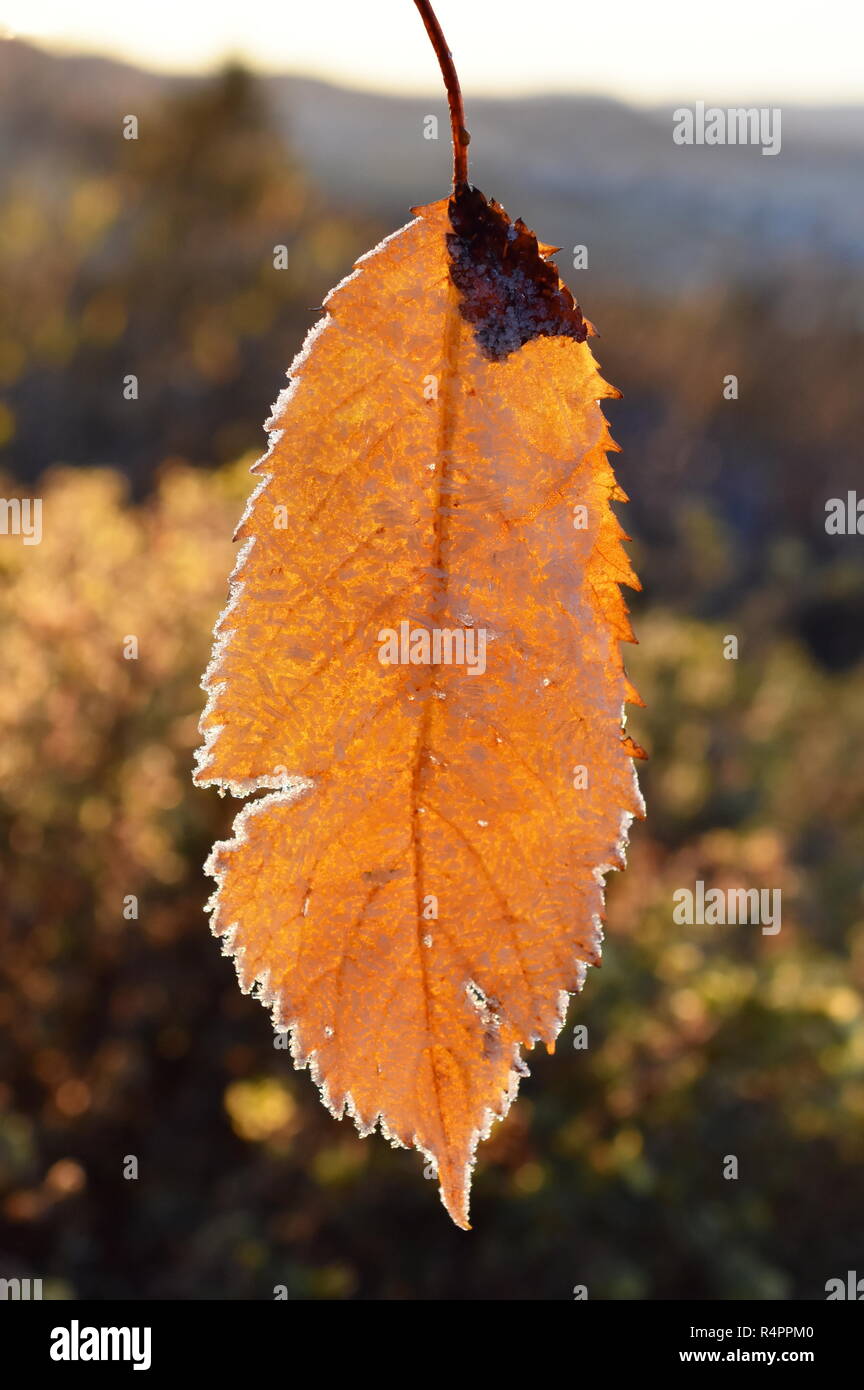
412,0,470,191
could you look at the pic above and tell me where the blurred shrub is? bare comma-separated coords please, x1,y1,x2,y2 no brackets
0,464,862,1299
0,64,384,491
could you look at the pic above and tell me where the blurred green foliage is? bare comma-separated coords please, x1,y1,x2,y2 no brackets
0,64,383,490
0,464,861,1300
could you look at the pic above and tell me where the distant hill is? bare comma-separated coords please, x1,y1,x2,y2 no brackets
2,38,863,292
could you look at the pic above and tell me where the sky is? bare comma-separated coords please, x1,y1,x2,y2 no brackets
2,0,863,105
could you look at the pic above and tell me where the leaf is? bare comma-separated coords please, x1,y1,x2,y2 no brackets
194,186,644,1228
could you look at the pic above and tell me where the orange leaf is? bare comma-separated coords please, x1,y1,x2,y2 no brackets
194,188,643,1228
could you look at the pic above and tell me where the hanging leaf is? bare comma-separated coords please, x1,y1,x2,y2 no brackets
194,2,644,1229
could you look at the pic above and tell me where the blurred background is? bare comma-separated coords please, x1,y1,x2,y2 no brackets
0,1,863,1300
